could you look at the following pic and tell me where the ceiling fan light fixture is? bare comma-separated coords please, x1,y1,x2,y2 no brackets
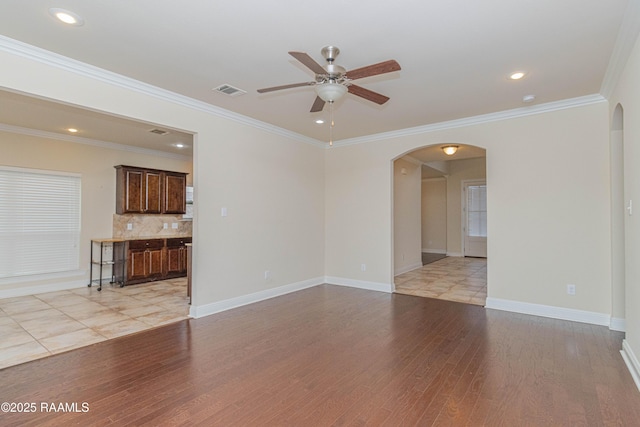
315,82,347,103
442,145,459,156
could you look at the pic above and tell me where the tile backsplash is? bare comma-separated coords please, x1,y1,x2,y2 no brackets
113,214,192,239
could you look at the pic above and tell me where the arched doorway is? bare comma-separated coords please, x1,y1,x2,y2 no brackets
392,143,488,306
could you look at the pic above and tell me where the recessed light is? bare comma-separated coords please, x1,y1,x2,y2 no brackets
509,71,526,80
173,143,186,148
315,119,325,124
49,8,84,26
67,128,78,133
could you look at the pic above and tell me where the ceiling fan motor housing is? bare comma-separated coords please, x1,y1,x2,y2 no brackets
321,45,340,63
325,64,347,80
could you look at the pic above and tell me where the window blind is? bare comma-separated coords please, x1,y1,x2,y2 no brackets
0,166,81,279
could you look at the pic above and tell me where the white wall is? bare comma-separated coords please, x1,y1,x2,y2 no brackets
0,130,191,293
0,37,627,339
393,158,422,275
608,26,640,375
0,43,325,313
326,102,611,317
421,178,447,253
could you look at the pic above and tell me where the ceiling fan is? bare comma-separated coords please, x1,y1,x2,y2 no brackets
257,46,401,112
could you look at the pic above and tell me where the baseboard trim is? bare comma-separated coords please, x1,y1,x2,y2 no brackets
394,262,423,276
189,277,323,318
610,317,626,332
446,252,463,257
485,297,610,326
621,339,640,392
324,276,393,294
0,279,88,298
422,249,447,254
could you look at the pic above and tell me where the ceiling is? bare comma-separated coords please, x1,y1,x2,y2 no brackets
0,0,633,157
0,90,194,157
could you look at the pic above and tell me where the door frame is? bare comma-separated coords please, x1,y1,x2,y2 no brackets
461,179,487,257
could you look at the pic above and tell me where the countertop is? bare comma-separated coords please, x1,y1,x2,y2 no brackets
93,236,191,242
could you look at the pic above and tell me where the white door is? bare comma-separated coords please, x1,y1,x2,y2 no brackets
464,182,487,258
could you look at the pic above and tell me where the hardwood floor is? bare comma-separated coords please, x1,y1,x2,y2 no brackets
1,284,639,426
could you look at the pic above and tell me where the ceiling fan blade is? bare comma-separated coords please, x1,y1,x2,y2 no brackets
348,85,390,105
257,82,315,93
346,60,401,80
289,51,327,75
310,96,325,112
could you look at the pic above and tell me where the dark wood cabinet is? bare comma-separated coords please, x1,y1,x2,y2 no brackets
126,239,165,284
145,170,163,214
165,237,191,278
121,168,144,213
115,165,187,215
125,237,191,285
164,173,187,214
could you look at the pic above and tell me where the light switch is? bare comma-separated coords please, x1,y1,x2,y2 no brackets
127,223,133,230
163,223,168,229
172,223,178,229
221,207,228,217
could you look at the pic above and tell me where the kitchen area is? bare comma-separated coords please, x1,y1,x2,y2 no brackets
0,155,194,370
0,90,196,369
90,165,193,297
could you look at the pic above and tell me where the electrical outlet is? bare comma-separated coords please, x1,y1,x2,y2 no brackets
127,223,133,230
163,223,168,229
567,284,576,295
172,223,178,229
264,270,271,280
361,264,366,272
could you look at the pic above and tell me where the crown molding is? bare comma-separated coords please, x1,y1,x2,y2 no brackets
600,0,640,98
333,94,607,148
0,123,191,161
0,35,611,151
0,35,325,149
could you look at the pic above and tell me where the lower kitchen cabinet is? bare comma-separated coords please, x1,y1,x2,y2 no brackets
166,238,190,278
125,237,191,285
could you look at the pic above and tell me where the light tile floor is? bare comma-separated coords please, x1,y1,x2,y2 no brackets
394,256,487,306
0,278,189,370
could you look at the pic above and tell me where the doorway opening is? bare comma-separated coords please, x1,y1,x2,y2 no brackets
392,143,487,306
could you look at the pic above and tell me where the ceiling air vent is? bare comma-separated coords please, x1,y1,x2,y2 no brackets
148,128,170,136
214,84,246,97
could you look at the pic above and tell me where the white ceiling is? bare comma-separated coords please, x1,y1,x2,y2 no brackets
0,90,194,157
0,0,633,158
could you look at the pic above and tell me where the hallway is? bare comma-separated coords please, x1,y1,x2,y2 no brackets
394,256,487,305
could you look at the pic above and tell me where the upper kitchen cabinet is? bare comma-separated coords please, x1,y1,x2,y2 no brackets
115,165,188,214
163,172,187,214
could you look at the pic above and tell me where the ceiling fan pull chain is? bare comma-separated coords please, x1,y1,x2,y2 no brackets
329,101,334,146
